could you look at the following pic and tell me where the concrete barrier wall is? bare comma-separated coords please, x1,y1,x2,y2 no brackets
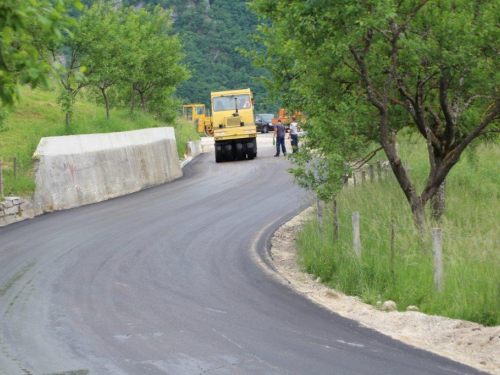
33,127,182,214
186,140,202,158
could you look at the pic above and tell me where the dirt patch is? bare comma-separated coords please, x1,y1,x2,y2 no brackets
269,207,500,374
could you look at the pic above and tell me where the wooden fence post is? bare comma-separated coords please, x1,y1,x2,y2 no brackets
361,170,366,184
333,199,339,242
352,212,361,257
369,165,375,182
317,196,324,233
433,228,444,292
377,160,382,180
0,160,3,197
391,217,396,283
353,171,357,186
14,156,18,181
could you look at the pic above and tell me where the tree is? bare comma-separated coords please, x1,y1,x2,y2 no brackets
0,0,81,106
83,3,137,119
129,7,189,114
251,0,500,230
56,2,98,130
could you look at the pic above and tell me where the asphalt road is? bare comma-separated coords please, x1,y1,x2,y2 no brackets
0,134,483,375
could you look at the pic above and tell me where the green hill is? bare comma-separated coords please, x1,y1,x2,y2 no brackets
83,0,275,112
0,87,198,198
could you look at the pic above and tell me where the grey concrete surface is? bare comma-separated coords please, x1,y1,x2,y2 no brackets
0,134,483,374
186,140,202,158
33,128,182,215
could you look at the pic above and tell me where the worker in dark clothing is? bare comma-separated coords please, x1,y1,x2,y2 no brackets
273,119,287,157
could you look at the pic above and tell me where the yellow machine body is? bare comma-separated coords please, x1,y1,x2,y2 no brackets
210,88,257,162
211,89,256,142
181,104,213,136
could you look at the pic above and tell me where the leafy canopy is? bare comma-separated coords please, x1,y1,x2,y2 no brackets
0,0,82,105
251,0,500,221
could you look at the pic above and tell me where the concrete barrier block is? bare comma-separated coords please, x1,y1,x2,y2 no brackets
186,141,202,158
33,128,182,214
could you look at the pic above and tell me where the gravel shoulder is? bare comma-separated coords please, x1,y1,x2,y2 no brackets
269,207,500,375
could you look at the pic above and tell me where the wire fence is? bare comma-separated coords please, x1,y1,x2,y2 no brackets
311,201,500,298
312,159,500,299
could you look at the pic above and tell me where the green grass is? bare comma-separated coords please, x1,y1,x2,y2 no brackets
297,139,500,326
0,87,199,198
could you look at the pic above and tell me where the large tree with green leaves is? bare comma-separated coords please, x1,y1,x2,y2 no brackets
58,2,188,126
0,0,81,106
83,3,134,119
251,0,500,230
128,6,189,115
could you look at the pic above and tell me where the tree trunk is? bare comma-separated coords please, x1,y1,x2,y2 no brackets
409,195,426,233
140,92,147,113
382,135,427,232
316,196,324,233
431,179,446,221
101,87,110,119
65,113,71,133
130,88,136,112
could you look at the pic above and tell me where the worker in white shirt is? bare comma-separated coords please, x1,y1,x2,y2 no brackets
289,118,299,153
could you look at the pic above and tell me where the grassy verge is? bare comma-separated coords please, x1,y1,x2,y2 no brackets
296,140,500,326
0,87,199,199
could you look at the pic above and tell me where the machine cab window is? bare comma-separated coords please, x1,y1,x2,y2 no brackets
183,106,193,121
213,95,251,112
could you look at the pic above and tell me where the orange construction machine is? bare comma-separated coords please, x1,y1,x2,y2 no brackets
271,108,303,127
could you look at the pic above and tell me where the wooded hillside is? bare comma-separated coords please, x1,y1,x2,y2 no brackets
84,0,274,112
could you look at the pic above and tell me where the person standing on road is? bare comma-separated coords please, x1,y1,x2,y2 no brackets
289,118,299,153
273,119,287,157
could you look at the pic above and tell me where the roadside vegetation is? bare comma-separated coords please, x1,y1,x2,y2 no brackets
251,1,500,326
1,0,198,200
0,87,199,198
296,139,500,326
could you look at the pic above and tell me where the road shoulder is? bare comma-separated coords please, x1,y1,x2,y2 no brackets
269,207,500,375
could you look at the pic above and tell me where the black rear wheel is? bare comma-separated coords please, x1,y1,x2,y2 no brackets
236,143,244,160
263,125,269,133
215,145,223,163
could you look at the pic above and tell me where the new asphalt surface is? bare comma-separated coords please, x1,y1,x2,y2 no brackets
0,134,483,374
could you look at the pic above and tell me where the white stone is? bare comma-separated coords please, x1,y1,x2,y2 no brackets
406,305,419,312
4,206,20,216
3,214,19,225
4,196,20,201
381,300,398,312
2,200,13,208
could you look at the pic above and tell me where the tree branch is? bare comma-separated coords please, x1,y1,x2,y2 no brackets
353,146,384,169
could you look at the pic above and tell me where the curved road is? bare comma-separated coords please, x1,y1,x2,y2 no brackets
0,134,481,374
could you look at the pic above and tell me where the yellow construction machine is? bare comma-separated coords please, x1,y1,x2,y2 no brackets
181,104,214,136
211,88,257,162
